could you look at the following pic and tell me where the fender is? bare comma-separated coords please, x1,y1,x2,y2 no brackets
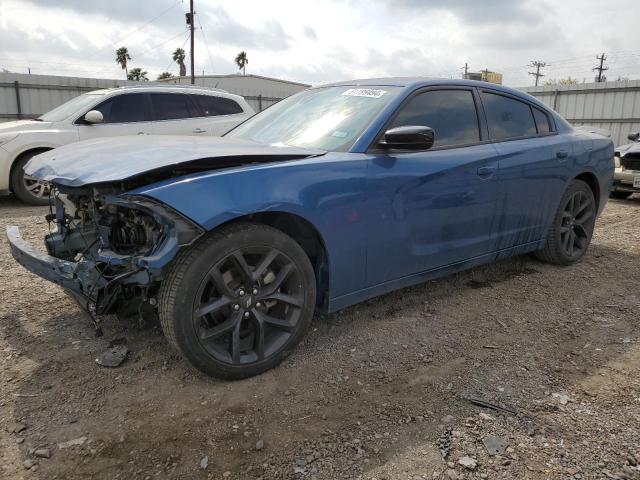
130,153,369,300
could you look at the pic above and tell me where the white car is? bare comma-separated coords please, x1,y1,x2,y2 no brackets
0,85,255,204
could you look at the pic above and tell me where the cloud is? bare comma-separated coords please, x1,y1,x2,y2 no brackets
383,0,542,25
303,26,318,41
26,0,183,28
201,6,292,51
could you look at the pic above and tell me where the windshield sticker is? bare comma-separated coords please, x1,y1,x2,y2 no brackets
342,88,387,98
331,130,348,138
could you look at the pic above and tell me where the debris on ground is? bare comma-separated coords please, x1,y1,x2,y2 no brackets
95,344,128,368
57,437,88,449
199,456,208,470
482,434,509,455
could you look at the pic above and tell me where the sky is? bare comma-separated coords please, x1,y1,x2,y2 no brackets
0,0,638,87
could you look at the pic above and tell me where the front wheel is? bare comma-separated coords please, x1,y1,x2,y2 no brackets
535,179,596,265
10,152,51,205
158,223,316,379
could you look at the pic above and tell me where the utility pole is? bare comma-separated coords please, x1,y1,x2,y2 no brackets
593,53,608,82
186,0,195,84
462,62,468,79
528,61,547,86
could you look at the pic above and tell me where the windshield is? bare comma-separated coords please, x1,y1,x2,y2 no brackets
226,86,401,151
38,93,106,122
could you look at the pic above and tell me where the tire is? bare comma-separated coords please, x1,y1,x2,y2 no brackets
609,191,632,200
535,179,596,265
10,151,51,205
158,222,316,380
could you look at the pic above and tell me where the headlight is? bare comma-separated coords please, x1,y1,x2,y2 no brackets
0,133,19,147
614,155,621,168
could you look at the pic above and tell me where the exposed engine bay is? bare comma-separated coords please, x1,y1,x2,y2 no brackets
43,184,203,326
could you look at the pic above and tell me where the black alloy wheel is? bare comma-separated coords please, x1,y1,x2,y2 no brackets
535,179,596,265
159,223,316,379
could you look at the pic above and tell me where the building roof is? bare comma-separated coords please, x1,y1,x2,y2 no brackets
159,73,310,88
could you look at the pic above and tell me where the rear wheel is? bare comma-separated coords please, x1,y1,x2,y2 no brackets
10,152,51,205
158,223,316,379
535,179,596,265
609,190,632,200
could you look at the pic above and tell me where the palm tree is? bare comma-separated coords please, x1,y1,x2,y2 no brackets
127,68,148,81
235,51,248,75
157,72,173,80
172,48,186,77
115,47,131,79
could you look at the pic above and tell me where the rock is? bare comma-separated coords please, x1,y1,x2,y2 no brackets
34,448,51,459
16,437,24,444
7,422,26,434
58,436,88,449
222,471,231,478
441,415,455,424
552,393,571,405
458,456,478,470
200,456,208,470
22,459,36,470
446,469,460,480
628,455,638,466
255,439,264,451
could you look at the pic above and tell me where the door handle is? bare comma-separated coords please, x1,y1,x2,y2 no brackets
556,149,569,159
192,128,207,134
477,165,496,178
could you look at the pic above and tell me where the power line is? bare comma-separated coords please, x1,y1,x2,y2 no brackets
527,61,547,86
111,0,183,47
196,10,215,74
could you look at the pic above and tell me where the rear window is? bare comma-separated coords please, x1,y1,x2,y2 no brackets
481,92,536,140
150,93,198,121
193,95,244,116
532,106,552,134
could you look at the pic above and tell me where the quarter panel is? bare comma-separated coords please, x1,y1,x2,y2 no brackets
131,154,368,298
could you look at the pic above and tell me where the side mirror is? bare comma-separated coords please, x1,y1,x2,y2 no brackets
84,110,104,124
380,125,435,150
628,132,640,142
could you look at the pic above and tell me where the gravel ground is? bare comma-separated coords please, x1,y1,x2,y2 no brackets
1,194,639,480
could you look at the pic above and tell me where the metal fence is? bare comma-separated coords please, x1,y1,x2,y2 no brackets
520,79,640,147
0,72,288,123
0,72,144,122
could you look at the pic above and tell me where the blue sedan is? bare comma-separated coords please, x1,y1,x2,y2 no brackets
7,78,614,379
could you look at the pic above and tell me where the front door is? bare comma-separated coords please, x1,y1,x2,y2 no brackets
78,92,153,140
365,88,500,286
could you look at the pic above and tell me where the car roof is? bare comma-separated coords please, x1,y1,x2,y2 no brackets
88,84,243,99
320,77,544,107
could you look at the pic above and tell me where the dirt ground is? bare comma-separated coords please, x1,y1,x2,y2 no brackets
1,194,639,480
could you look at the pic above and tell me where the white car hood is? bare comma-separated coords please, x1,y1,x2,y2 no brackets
0,119,54,134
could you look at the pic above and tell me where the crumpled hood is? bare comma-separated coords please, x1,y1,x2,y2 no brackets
25,135,326,187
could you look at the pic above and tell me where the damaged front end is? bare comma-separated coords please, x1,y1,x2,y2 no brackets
7,185,203,324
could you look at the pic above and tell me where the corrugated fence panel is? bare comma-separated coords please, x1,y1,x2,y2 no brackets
521,80,640,146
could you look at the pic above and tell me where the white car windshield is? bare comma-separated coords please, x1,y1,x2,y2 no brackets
226,86,401,151
38,93,105,122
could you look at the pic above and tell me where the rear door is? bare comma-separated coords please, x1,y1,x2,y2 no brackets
149,92,203,135
190,94,250,135
365,87,501,286
77,92,153,140
479,90,569,253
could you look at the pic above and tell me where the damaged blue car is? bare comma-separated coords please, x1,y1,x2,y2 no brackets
7,78,614,379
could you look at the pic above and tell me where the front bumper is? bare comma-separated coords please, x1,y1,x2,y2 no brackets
612,167,640,193
6,225,95,301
